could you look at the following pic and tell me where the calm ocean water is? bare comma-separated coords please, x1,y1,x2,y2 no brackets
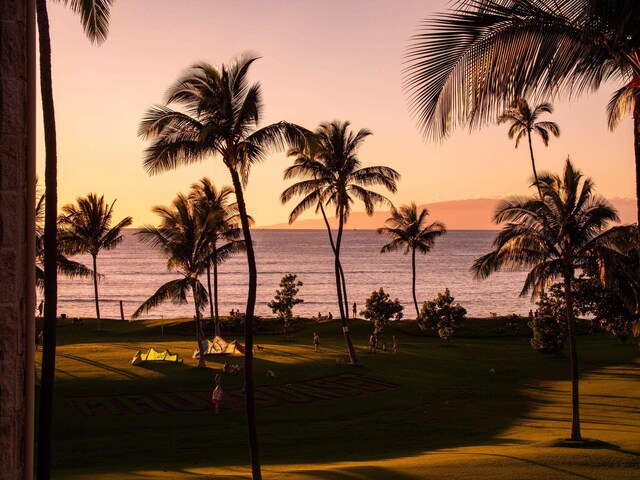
56,229,534,320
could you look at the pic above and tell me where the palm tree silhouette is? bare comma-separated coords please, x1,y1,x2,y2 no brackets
189,178,246,337
404,0,640,231
36,2,114,475
498,98,560,198
138,54,303,479
473,159,633,441
282,121,400,365
378,202,447,319
132,193,211,368
58,193,132,331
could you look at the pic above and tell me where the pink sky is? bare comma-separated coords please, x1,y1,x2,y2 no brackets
37,0,635,228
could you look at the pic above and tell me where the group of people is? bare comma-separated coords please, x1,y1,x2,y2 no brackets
368,334,397,354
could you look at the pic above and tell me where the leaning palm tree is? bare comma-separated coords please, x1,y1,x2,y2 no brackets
473,159,632,441
189,178,246,337
281,121,400,365
132,193,211,368
498,98,560,199
404,0,640,231
378,203,447,319
36,2,114,476
138,54,303,480
58,193,132,331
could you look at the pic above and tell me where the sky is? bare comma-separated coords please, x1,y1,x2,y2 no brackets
37,0,635,228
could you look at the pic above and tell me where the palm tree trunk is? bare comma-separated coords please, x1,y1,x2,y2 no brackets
634,100,640,254
563,269,581,441
213,259,221,337
192,283,206,368
228,167,261,480
527,131,543,200
318,203,350,320
92,254,101,330
36,1,58,477
335,205,361,366
412,247,420,318
205,262,216,337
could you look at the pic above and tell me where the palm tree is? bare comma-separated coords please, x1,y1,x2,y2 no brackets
138,54,303,480
189,178,246,337
378,202,447,319
498,98,560,199
281,121,400,365
473,159,632,441
404,0,640,232
36,2,113,476
58,193,132,331
132,193,211,368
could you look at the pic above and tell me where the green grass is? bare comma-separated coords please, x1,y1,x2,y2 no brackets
37,316,640,479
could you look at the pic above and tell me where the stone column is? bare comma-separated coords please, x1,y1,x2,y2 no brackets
0,0,35,479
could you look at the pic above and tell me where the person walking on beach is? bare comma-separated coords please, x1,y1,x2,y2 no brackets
352,302,357,318
313,332,320,352
212,385,223,414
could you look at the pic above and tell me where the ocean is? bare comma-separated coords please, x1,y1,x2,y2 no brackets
56,229,534,320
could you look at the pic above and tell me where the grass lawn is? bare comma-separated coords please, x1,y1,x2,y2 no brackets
37,316,640,479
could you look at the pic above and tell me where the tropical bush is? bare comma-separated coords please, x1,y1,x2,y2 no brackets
268,274,304,338
360,288,403,340
418,289,466,342
530,291,567,355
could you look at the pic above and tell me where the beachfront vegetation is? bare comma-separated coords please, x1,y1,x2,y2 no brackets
281,121,400,365
58,193,132,331
35,1,115,475
498,98,560,199
267,274,304,339
35,316,640,479
418,288,467,342
360,288,403,340
530,290,568,355
189,178,246,337
132,193,211,368
404,0,640,228
378,202,447,319
473,159,635,441
138,54,305,478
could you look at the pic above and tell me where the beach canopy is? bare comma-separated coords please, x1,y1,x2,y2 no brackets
131,348,183,365
193,336,245,358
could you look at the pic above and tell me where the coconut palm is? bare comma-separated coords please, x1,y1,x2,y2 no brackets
378,203,447,319
58,193,132,331
189,178,246,337
281,121,400,365
138,54,303,479
473,159,632,441
404,0,640,230
498,98,560,198
36,2,114,476
132,193,211,368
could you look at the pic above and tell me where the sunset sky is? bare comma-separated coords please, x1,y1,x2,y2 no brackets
37,0,635,228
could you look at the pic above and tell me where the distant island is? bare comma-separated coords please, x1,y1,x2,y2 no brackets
257,197,637,230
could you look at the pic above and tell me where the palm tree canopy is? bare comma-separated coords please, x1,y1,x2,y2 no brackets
472,159,630,297
378,202,447,255
59,193,132,256
404,0,640,139
55,0,114,44
281,121,400,223
138,54,307,185
498,98,560,147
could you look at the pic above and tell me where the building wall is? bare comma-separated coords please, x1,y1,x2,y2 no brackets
0,0,31,478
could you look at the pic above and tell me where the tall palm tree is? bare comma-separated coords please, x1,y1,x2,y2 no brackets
473,159,632,441
132,193,211,368
58,193,132,331
189,178,246,337
404,0,640,232
36,2,113,477
498,98,560,198
138,54,303,480
378,202,447,319
281,121,400,365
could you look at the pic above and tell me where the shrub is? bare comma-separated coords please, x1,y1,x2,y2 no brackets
529,291,567,355
418,288,466,342
360,288,403,339
267,274,304,338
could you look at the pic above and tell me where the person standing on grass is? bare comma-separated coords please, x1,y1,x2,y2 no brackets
392,335,397,354
313,332,320,352
212,385,223,414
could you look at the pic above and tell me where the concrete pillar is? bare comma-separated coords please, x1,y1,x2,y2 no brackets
0,0,35,478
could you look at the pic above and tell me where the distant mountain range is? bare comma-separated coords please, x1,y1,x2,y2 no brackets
257,197,637,230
